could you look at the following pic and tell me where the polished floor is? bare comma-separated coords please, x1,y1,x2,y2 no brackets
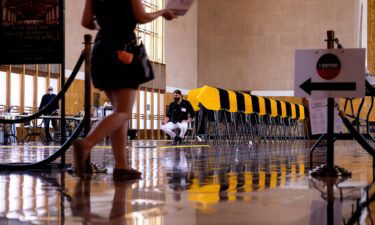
0,140,375,225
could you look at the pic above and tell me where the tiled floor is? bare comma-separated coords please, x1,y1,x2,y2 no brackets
0,140,374,225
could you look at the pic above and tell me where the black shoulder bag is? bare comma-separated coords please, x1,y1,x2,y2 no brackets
118,43,155,86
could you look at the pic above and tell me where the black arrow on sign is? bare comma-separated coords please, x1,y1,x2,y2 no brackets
299,78,356,95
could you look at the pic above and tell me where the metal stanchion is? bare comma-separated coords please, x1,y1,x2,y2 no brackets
82,34,106,174
83,34,92,172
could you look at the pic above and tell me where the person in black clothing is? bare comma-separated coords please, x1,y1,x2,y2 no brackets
39,86,59,142
162,90,195,144
73,0,177,179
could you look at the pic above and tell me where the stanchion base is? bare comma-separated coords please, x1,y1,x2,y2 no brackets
309,165,352,177
68,163,107,174
87,163,107,173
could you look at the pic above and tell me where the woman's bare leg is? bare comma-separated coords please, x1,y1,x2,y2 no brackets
77,88,136,163
109,123,131,169
103,90,132,169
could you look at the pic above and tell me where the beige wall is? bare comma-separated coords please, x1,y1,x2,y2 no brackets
198,0,360,91
165,1,198,91
65,0,97,71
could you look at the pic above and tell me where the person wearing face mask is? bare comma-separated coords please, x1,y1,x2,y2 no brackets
162,90,195,145
39,86,59,143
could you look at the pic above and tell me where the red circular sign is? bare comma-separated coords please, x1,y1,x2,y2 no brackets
316,53,341,80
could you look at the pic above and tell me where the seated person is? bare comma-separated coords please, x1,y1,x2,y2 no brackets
103,100,112,109
162,90,195,144
103,99,113,116
39,86,59,142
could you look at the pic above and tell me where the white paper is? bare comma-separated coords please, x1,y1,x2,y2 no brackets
166,0,195,16
309,98,344,135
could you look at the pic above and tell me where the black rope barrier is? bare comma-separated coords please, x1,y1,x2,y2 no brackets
366,96,374,135
343,81,375,136
338,110,375,157
0,53,85,124
367,80,375,94
0,35,93,171
356,98,365,131
334,80,375,160
344,113,368,122
344,187,375,225
364,80,375,143
0,120,84,170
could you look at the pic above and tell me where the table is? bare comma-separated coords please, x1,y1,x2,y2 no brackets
0,113,19,145
15,114,100,143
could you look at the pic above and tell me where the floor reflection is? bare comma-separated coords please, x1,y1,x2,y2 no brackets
70,179,137,225
0,172,64,224
0,140,374,224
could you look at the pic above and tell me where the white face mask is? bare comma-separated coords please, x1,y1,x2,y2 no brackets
48,91,53,94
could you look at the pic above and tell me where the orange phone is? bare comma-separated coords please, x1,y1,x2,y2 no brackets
117,50,134,64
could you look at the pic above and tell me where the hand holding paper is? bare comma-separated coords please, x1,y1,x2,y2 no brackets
162,9,178,20
166,0,195,16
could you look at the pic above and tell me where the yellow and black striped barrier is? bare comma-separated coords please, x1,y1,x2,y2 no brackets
187,85,308,145
189,85,306,120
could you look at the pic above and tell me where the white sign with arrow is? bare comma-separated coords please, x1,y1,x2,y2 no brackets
294,49,365,98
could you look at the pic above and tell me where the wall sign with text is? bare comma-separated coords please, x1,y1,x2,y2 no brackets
0,0,64,64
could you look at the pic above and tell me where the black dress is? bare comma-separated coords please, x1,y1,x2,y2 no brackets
91,0,139,90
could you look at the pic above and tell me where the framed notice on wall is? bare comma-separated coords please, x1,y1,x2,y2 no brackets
0,0,64,64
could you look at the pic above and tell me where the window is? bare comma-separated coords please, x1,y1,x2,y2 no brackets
139,90,145,129
10,73,20,107
0,72,6,106
137,0,164,63
50,78,58,94
131,90,164,130
37,77,46,106
24,75,34,108
2,71,58,112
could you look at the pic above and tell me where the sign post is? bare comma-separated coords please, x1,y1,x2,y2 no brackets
295,31,366,177
326,31,337,176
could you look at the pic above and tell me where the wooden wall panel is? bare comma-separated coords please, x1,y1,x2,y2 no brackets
340,97,375,121
164,93,175,109
65,80,105,115
65,79,85,115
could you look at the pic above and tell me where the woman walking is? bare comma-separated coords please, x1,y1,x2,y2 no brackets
74,0,177,180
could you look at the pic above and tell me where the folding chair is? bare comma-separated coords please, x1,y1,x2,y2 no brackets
248,94,262,143
256,96,268,142
241,92,256,144
187,88,203,144
267,98,280,142
296,104,307,140
23,119,45,144
283,102,293,141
